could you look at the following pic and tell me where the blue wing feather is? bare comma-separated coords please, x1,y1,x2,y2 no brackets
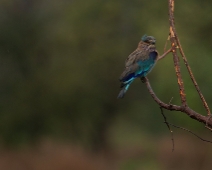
118,39,158,98
120,51,157,83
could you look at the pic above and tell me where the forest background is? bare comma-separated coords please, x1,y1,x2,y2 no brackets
0,0,212,169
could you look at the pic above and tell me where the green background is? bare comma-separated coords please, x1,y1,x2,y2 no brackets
0,0,212,169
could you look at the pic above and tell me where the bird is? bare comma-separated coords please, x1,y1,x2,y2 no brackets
117,34,159,98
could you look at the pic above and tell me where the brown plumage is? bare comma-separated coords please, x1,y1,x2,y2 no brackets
118,35,158,98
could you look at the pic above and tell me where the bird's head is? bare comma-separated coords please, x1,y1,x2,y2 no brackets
141,34,156,44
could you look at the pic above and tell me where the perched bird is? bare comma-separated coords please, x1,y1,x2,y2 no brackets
117,35,159,98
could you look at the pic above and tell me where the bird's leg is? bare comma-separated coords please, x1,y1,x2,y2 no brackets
140,77,146,83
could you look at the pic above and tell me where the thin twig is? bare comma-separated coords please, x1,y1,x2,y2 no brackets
163,35,170,53
160,107,174,152
174,34,211,116
169,97,173,105
167,122,212,144
157,48,172,61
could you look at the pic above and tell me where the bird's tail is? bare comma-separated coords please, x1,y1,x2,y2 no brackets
117,80,133,99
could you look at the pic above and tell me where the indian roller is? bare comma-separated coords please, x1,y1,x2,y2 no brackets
117,35,159,98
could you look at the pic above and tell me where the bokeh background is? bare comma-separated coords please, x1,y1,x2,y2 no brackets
0,0,212,169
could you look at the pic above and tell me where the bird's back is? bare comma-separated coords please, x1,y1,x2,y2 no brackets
120,41,157,82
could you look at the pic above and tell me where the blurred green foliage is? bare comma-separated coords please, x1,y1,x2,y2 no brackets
0,0,212,150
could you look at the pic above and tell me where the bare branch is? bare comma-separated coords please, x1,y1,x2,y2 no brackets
177,46,211,116
157,48,172,61
142,77,212,129
168,0,211,116
168,0,187,107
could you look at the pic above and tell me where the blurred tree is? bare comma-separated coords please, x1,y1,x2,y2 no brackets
0,0,211,151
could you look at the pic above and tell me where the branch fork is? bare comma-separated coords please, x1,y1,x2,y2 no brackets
145,0,212,129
